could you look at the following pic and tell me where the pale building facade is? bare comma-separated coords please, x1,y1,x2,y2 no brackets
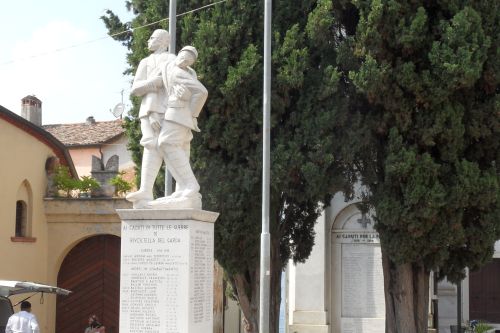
288,191,383,333
43,116,134,180
1,103,132,332
0,104,77,332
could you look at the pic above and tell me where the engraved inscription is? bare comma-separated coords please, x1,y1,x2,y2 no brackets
120,221,190,333
341,243,385,318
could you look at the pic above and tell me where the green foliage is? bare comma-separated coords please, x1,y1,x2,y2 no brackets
52,166,101,197
464,320,494,333
53,165,79,198
102,1,350,330
78,176,100,193
338,0,500,282
473,322,493,333
109,172,133,196
102,0,499,329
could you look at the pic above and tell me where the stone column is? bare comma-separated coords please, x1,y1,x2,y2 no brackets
289,210,329,333
117,209,219,333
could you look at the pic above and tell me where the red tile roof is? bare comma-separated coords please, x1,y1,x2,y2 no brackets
43,119,125,146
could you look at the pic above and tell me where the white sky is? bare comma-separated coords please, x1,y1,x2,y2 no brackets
0,0,135,125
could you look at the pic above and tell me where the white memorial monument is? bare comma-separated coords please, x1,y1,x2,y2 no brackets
288,195,385,333
118,29,218,333
118,209,218,333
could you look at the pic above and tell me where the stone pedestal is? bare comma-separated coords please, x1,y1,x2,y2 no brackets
117,209,218,333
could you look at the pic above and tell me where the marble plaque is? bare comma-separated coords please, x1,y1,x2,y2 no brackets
341,318,385,333
341,243,385,319
189,223,214,332
120,218,214,333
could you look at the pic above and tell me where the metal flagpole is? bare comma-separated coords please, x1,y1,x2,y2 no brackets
260,0,272,332
165,0,177,196
169,0,177,54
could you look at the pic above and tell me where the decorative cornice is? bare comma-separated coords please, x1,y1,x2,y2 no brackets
116,209,219,223
44,198,132,223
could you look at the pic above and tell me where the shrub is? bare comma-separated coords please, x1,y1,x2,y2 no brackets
53,166,79,197
109,172,132,197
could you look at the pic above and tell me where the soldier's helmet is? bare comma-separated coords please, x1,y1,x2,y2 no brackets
180,46,198,61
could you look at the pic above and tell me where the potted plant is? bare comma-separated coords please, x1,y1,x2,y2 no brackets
77,176,100,198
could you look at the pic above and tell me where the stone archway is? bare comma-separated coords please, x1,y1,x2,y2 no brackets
330,205,385,333
56,235,121,333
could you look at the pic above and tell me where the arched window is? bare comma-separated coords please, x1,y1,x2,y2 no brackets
11,180,36,242
15,200,27,237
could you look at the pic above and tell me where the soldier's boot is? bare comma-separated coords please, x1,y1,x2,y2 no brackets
126,148,162,202
163,144,200,198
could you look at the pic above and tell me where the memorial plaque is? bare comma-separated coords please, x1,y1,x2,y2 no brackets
341,318,385,333
189,223,214,332
119,214,215,333
341,243,385,318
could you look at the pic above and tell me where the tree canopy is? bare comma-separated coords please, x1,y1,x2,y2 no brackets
103,0,499,331
334,0,499,331
341,0,500,281
103,1,351,331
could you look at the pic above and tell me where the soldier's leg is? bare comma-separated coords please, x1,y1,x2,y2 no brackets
158,121,199,198
169,138,193,198
126,117,163,203
139,115,158,149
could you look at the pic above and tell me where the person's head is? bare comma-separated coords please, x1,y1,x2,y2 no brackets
148,29,170,52
20,301,31,312
88,314,101,327
175,46,198,68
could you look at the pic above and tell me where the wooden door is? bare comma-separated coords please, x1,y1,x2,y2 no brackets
469,258,500,322
56,235,120,333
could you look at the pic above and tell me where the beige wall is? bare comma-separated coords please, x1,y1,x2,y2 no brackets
0,117,54,332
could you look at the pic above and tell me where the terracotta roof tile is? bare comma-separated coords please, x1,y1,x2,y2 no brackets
43,119,125,146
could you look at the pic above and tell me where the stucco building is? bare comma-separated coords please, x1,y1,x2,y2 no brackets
0,103,76,331
0,102,131,332
43,116,134,181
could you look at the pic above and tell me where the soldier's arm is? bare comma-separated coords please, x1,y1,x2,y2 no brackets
131,59,163,96
185,69,207,117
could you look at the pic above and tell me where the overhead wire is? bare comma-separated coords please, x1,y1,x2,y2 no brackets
0,0,228,66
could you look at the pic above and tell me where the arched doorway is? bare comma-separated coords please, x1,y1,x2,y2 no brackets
56,235,120,333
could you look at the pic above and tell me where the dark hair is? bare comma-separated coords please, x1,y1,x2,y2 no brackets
20,301,31,310
89,315,102,328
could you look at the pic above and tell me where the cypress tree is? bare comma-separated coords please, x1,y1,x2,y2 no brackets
334,0,500,331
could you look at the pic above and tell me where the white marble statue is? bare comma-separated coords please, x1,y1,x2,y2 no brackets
126,42,207,210
126,29,176,208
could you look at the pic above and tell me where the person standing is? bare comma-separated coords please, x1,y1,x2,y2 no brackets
126,29,176,207
5,301,40,333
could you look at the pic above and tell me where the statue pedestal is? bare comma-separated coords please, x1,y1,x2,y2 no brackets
117,209,219,333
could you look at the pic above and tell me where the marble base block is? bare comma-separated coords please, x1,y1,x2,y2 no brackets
117,209,219,333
